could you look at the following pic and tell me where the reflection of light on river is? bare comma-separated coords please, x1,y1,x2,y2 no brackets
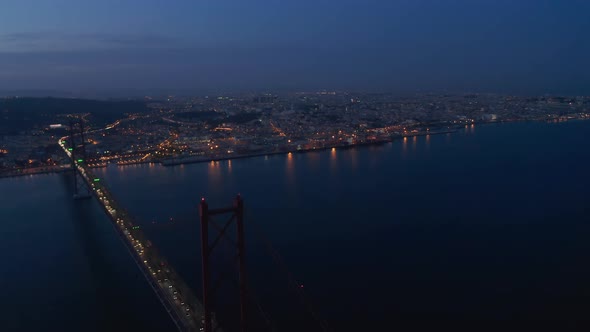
401,137,408,158
330,147,337,172
286,152,295,185
208,160,221,187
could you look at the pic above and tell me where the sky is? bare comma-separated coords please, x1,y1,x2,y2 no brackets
1,0,589,96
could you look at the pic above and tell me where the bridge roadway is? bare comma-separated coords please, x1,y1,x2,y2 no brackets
59,138,218,332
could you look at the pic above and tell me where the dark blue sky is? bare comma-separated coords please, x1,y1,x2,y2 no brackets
1,0,589,95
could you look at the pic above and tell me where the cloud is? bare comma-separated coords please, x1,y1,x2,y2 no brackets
0,31,178,52
0,32,46,42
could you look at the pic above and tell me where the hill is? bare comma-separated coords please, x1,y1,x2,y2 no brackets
0,97,149,134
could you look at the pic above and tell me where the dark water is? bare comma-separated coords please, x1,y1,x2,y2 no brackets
2,120,590,331
0,175,176,331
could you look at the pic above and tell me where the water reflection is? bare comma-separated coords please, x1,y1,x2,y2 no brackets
148,162,157,176
330,147,337,172
401,137,408,158
286,152,295,185
208,160,221,188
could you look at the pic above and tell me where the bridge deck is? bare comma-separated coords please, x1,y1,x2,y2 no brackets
60,139,218,332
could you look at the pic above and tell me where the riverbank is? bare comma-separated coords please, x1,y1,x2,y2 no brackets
3,116,587,178
0,165,71,179
158,127,461,167
127,116,590,168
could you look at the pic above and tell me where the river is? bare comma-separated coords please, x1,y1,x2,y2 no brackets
2,120,590,331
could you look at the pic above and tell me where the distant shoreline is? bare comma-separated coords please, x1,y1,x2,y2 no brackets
2,117,588,179
99,116,590,168
157,128,460,167
0,166,71,179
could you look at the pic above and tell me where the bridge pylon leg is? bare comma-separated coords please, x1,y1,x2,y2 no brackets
199,195,248,332
69,120,91,200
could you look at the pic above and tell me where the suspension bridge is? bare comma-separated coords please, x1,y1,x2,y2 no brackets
61,120,329,332
61,120,214,331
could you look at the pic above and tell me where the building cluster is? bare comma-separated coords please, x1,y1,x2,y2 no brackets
1,93,589,174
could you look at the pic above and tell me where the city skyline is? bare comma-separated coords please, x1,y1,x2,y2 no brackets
1,0,589,95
